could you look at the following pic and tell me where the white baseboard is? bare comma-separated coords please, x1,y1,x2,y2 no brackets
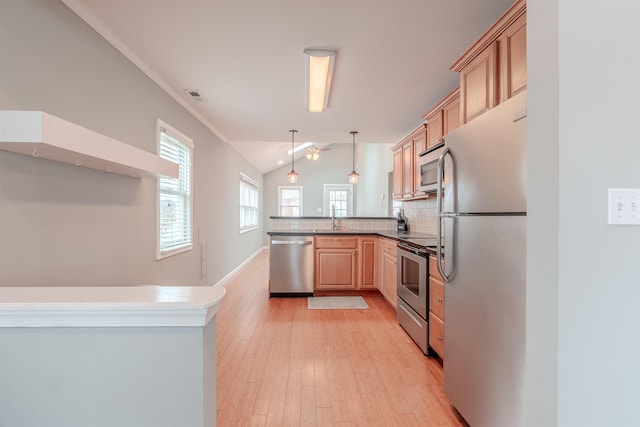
212,246,268,288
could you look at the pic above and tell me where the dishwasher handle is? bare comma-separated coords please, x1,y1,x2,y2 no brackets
271,240,313,245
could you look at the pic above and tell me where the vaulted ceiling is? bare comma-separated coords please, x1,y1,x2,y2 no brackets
61,0,514,173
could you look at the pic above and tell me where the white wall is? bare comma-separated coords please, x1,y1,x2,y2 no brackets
0,0,264,286
262,143,393,235
527,1,640,426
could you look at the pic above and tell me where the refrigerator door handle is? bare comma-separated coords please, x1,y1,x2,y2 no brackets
436,147,451,283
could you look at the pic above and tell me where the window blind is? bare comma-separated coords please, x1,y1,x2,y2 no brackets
158,122,193,258
240,174,258,232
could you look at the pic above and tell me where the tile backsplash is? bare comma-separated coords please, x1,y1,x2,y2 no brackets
270,198,438,235
270,217,397,232
401,198,438,235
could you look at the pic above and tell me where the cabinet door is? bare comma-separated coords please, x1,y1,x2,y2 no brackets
413,134,425,197
392,148,403,199
315,249,357,290
429,312,445,358
382,252,398,309
499,14,527,102
358,238,378,289
460,42,497,123
443,94,461,135
429,277,445,320
402,141,414,198
426,111,443,148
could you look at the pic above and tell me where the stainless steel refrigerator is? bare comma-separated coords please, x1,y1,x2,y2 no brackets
436,91,527,427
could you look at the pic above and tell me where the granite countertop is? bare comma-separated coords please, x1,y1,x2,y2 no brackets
269,216,396,220
267,229,440,251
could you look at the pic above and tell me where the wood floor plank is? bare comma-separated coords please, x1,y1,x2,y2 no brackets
215,249,467,427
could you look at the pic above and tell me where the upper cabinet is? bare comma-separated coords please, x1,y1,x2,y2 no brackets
499,13,527,102
392,124,427,200
450,0,526,124
392,0,525,201
392,148,403,199
423,88,461,148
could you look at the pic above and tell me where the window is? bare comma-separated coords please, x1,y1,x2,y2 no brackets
324,184,353,217
156,120,193,260
240,173,259,232
278,186,303,216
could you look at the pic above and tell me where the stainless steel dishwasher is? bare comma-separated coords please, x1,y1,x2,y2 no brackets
269,235,314,297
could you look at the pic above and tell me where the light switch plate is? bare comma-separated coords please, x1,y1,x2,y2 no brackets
608,188,640,225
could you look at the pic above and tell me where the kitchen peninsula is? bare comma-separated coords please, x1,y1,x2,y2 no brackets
0,285,226,427
268,215,438,309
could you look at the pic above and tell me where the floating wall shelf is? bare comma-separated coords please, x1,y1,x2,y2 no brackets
0,111,179,178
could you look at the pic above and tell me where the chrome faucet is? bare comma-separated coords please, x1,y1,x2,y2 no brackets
331,204,337,230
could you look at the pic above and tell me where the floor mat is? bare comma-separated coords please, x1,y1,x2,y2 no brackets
307,296,369,310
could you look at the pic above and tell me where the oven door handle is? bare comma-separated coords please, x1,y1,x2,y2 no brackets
397,242,427,258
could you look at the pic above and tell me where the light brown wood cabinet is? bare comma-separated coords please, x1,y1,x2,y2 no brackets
392,124,427,201
358,237,378,290
315,237,357,290
451,0,526,124
392,148,403,199
458,43,498,124
428,255,445,358
443,92,461,136
378,237,398,309
402,141,414,198
499,13,527,102
423,88,461,147
314,236,378,291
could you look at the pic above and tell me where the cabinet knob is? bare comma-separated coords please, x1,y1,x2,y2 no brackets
437,297,443,303
437,336,443,341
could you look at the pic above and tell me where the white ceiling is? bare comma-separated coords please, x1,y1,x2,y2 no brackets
61,0,514,173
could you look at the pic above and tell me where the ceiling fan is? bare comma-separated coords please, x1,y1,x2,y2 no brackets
305,145,331,160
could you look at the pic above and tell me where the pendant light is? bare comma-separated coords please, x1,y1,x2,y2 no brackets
348,131,359,184
287,129,299,183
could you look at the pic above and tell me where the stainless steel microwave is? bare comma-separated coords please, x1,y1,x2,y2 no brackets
418,143,445,193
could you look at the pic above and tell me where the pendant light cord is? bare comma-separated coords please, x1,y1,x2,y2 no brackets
350,131,357,171
290,129,297,171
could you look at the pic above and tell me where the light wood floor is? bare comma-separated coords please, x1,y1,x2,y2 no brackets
216,249,466,427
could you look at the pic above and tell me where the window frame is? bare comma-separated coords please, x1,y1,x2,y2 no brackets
239,173,259,233
278,186,303,217
156,119,194,260
323,184,354,217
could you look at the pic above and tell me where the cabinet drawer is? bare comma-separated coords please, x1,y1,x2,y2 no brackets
380,238,397,257
429,312,445,358
315,236,357,249
429,277,444,320
429,255,444,282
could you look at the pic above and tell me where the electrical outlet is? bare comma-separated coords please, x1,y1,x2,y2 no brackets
608,188,640,225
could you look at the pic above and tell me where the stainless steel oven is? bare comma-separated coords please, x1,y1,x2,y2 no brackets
397,241,429,354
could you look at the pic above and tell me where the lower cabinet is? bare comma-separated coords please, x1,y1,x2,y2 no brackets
379,237,398,309
428,255,445,358
315,237,357,290
358,237,378,289
314,236,380,291
428,312,444,357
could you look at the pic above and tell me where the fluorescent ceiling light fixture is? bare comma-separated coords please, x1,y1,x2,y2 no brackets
287,141,312,155
304,49,336,112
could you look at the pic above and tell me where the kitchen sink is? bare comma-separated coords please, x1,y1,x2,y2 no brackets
312,228,353,233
